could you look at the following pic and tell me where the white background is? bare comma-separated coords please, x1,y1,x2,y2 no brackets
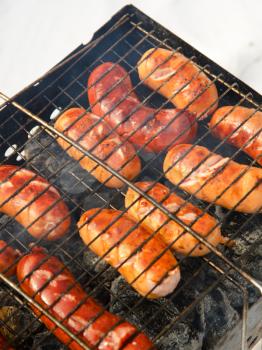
0,1,261,349
0,0,262,97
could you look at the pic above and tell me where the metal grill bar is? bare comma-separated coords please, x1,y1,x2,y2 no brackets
1,91,260,294
0,87,262,300
0,7,261,350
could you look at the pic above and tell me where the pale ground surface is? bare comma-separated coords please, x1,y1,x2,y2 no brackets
0,1,261,349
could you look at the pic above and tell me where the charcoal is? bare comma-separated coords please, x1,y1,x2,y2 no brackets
0,215,34,249
0,290,41,344
23,133,67,178
202,287,239,350
82,249,117,306
58,163,95,195
32,331,66,350
83,249,110,274
81,194,106,211
110,276,205,350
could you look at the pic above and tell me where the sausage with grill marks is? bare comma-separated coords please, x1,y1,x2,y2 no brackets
78,208,180,298
163,144,262,213
88,62,197,153
17,247,155,350
210,106,262,166
0,240,21,277
54,108,141,188
137,48,218,120
125,182,228,256
0,165,70,240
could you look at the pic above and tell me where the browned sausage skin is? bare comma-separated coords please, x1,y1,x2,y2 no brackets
78,209,180,298
0,240,21,277
88,62,197,153
54,108,141,188
163,144,262,213
210,106,262,166
0,166,70,240
137,48,218,120
125,182,227,256
17,248,155,350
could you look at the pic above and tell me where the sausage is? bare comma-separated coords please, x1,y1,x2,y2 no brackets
88,62,197,153
0,240,21,277
210,106,262,166
78,209,180,298
54,108,141,188
0,333,14,350
163,144,262,213
137,48,218,120
125,182,228,256
0,165,70,240
17,248,155,350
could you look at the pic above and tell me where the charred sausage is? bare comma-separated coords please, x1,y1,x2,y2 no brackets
88,62,197,153
163,144,262,213
125,182,227,256
210,106,262,166
17,248,155,350
54,108,141,188
78,209,180,298
137,48,218,120
0,240,20,277
0,165,70,240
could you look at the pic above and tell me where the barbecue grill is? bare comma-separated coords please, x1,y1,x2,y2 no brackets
0,5,261,350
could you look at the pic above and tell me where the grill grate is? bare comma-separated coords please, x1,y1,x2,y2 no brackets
0,5,261,350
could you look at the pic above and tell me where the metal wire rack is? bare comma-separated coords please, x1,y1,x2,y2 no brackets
0,5,261,350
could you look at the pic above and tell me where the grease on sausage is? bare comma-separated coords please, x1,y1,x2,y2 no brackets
78,208,180,298
88,62,197,153
138,48,218,120
54,108,141,188
17,248,155,350
0,165,70,240
163,144,262,213
210,106,262,166
125,182,227,256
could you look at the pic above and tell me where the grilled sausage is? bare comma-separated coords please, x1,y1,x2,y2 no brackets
210,106,262,166
17,248,155,350
125,182,228,256
54,108,141,188
0,240,20,277
0,165,70,240
0,333,14,350
137,48,218,120
78,209,180,298
163,144,262,213
88,62,197,153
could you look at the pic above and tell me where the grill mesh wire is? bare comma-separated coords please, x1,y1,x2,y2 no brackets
0,8,261,350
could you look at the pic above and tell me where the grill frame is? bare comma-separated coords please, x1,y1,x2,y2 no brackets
0,4,261,350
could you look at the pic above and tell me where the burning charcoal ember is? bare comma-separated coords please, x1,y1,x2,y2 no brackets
110,276,205,350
